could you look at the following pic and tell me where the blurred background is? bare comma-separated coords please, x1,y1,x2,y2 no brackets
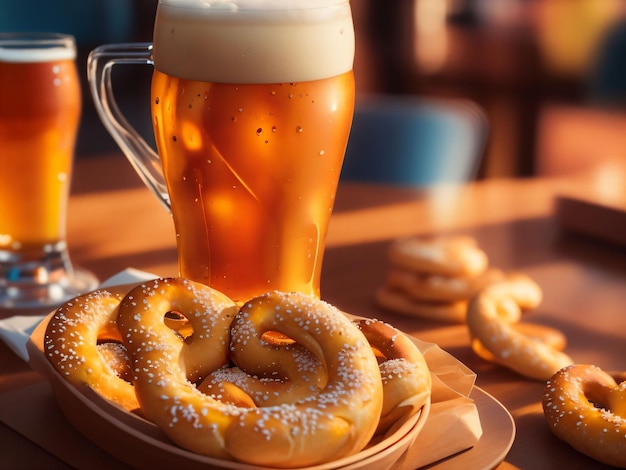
2,0,626,180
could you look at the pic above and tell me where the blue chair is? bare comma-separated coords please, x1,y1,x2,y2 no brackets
340,94,488,186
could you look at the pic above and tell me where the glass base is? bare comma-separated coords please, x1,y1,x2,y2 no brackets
0,245,99,311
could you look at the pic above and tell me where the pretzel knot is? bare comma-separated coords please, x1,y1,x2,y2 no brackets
355,318,432,435
44,288,139,411
466,274,573,380
117,284,384,468
543,364,626,468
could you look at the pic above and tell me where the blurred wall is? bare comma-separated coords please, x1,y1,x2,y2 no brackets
2,0,625,173
352,0,626,178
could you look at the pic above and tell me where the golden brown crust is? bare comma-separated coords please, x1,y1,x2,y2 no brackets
96,342,133,383
543,364,626,468
44,287,140,411
466,275,573,380
197,342,326,407
376,286,469,323
385,267,504,303
117,286,384,467
388,236,488,278
355,318,431,435
378,236,497,323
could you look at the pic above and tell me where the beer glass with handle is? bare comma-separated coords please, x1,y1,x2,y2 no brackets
0,33,98,310
88,0,355,302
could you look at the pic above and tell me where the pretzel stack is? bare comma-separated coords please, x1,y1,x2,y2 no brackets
376,235,502,323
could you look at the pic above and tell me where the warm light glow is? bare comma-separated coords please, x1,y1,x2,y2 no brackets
0,234,12,247
181,119,203,151
414,0,448,34
413,0,449,73
590,162,626,204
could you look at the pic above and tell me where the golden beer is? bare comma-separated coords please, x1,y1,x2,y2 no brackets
0,40,80,250
151,71,354,301
150,1,355,301
1,33,97,309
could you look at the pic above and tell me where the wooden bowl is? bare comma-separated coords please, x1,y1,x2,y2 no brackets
27,308,430,470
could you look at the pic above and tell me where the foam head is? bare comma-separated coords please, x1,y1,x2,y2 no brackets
152,0,354,83
0,33,76,63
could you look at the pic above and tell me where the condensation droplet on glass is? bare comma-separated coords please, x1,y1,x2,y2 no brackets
207,159,212,164
172,135,177,142
231,116,238,123
289,94,294,99
296,125,303,133
340,28,345,35
57,172,67,182
52,65,60,74
319,150,325,156
238,107,243,113
256,128,263,136
272,126,277,133
155,97,160,105
53,78,61,86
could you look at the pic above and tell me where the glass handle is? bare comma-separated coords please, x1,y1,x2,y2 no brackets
87,43,171,211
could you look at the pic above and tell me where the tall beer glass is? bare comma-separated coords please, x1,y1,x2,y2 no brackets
0,33,98,310
89,0,355,302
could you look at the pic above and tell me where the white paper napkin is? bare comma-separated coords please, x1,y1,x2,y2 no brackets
0,268,158,361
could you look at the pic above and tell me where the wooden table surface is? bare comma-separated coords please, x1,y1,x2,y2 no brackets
1,153,625,469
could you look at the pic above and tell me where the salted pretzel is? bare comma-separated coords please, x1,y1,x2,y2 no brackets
388,235,488,278
355,318,431,435
118,277,237,383
471,322,568,364
44,288,139,411
377,236,495,323
385,267,504,303
376,286,469,323
466,274,573,380
198,340,326,407
543,364,626,468
96,342,133,383
117,288,384,467
200,317,432,437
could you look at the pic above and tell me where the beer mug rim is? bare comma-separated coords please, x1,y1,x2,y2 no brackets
0,32,76,62
159,0,350,11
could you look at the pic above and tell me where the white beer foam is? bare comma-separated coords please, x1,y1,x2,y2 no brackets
152,0,354,83
0,41,75,63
